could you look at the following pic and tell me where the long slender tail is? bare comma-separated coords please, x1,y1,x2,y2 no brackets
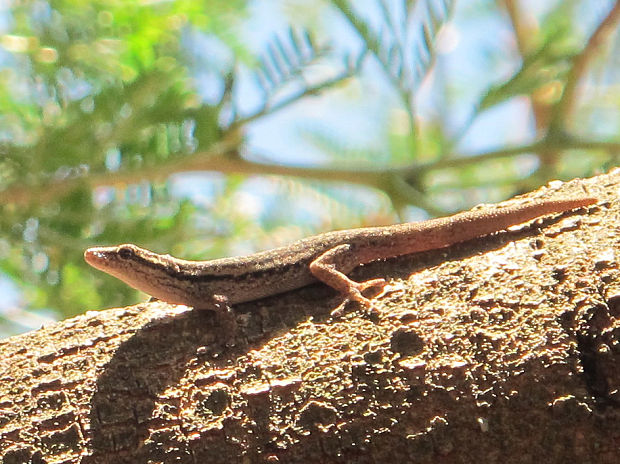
387,195,597,257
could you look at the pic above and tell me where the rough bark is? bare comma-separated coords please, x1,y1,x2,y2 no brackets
1,170,620,464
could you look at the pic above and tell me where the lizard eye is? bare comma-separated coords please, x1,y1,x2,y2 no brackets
118,246,135,260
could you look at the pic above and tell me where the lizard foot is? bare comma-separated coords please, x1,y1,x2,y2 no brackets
330,278,387,317
352,278,388,300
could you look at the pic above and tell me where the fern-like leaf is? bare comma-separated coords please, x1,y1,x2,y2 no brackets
332,0,455,107
254,28,328,99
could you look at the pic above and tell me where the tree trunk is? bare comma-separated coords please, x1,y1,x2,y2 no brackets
1,171,619,464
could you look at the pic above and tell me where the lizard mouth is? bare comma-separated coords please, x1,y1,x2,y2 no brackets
84,247,113,270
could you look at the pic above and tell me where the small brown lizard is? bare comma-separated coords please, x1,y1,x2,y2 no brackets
84,196,596,312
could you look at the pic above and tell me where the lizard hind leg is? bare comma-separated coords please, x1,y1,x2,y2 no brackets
309,244,387,315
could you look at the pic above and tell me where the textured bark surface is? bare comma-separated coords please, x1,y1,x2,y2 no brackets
1,171,620,463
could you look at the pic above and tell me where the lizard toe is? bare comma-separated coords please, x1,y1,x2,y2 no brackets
356,278,387,298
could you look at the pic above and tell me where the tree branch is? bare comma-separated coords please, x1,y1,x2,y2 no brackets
2,136,619,208
1,172,616,462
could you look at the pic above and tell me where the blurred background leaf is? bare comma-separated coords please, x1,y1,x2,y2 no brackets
1,0,619,336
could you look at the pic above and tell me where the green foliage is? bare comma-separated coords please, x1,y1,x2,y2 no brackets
0,0,619,336
479,34,574,111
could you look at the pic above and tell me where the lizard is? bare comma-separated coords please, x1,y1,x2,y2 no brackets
84,196,596,313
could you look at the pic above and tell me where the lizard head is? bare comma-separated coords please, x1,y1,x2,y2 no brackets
84,243,189,305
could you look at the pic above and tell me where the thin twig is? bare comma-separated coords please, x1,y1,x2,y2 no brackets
378,0,405,71
231,67,355,128
330,0,418,136
412,138,620,174
503,0,550,134
548,0,620,134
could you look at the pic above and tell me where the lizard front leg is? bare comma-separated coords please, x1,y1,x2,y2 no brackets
309,244,387,314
